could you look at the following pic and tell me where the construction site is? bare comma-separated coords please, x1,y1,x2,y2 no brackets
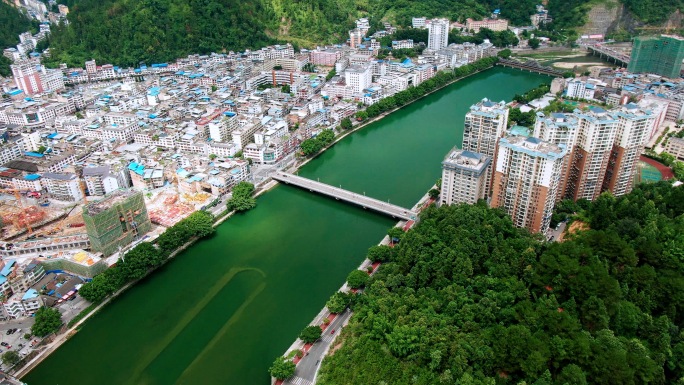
146,190,212,227
82,189,152,257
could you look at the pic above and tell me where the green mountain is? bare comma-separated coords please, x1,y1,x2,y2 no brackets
0,1,35,49
34,0,684,68
318,182,684,384
0,2,36,76
42,0,539,67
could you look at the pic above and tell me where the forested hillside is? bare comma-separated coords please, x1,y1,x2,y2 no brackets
31,0,683,67
38,0,537,67
0,2,35,48
318,182,684,384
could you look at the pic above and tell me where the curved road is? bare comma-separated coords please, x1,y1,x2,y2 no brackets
284,308,352,385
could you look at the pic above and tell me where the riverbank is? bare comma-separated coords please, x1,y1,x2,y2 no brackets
24,67,553,385
291,62,499,172
273,191,433,385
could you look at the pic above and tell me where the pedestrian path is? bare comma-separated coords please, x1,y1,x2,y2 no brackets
289,376,313,385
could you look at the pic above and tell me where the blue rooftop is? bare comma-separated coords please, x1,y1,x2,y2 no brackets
24,152,44,158
22,288,39,301
128,162,145,175
0,260,15,277
24,174,40,181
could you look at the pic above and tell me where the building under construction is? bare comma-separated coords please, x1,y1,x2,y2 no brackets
628,35,684,79
82,189,151,257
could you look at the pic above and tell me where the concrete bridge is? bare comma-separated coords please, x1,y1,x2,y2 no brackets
496,58,564,77
272,171,418,221
586,44,630,66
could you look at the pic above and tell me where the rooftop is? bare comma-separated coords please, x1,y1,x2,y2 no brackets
442,148,491,173
83,189,141,215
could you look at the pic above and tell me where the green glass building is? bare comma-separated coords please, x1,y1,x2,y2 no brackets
628,35,684,78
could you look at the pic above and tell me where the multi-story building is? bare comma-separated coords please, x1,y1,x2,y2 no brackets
465,18,509,33
345,64,372,94
603,105,655,196
83,165,126,196
412,17,427,29
349,29,364,49
208,112,238,142
41,173,84,202
534,112,579,201
11,61,43,95
566,79,596,100
440,148,491,205
427,19,450,51
565,107,618,201
667,137,684,160
490,135,566,234
628,35,684,79
462,98,509,197
392,40,414,49
309,49,342,66
82,189,151,257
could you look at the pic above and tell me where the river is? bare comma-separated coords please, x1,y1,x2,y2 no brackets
24,67,550,385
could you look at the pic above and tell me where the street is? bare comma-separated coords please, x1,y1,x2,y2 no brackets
284,308,353,385
548,221,567,242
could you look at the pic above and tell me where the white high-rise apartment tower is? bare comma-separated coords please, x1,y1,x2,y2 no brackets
427,18,450,51
603,104,655,196
440,149,491,205
462,98,509,197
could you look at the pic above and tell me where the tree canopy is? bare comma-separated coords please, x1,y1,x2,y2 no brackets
346,270,369,289
269,356,296,380
227,181,257,212
299,325,323,343
318,182,684,384
31,307,63,337
2,351,20,366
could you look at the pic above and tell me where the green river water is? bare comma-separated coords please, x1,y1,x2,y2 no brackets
24,67,550,385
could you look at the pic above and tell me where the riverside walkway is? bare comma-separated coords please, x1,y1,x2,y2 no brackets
272,171,418,221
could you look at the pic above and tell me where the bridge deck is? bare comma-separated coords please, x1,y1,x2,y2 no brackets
586,45,629,64
273,171,418,221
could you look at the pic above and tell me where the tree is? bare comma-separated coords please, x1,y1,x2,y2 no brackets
281,84,291,93
428,188,440,199
2,351,20,366
119,242,163,280
387,227,404,242
340,117,353,130
227,182,257,212
497,48,512,58
269,357,295,380
528,37,541,49
37,145,47,154
31,307,63,337
326,292,351,313
355,111,369,121
367,245,392,262
209,154,217,160
346,270,369,289
300,139,322,156
326,68,337,81
299,325,323,343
